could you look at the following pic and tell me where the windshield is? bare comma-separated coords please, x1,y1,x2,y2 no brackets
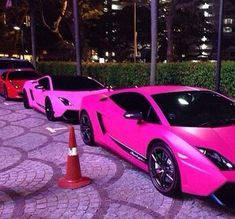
8,71,39,80
52,76,105,91
152,91,235,127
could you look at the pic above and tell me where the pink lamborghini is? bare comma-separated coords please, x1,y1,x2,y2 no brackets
80,85,235,205
23,75,107,121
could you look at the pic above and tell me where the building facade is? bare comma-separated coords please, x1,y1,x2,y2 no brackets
198,0,235,60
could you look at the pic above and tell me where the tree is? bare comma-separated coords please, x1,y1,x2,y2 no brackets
0,0,104,60
39,0,103,60
0,0,30,56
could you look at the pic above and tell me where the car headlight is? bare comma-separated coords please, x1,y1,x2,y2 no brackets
58,97,72,106
198,147,234,170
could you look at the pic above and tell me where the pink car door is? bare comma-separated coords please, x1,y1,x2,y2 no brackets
33,77,51,110
101,92,161,157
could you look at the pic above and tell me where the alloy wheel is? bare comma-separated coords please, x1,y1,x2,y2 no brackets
45,100,55,121
80,112,94,146
148,143,180,196
23,90,30,109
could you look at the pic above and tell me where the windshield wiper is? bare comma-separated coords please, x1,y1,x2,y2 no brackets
224,117,235,125
198,117,235,127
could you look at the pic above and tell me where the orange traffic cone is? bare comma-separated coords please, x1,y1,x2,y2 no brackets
58,126,91,189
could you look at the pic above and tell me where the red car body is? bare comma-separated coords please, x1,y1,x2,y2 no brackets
0,68,39,99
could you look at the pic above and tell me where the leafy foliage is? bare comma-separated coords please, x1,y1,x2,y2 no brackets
37,61,235,97
0,0,30,55
0,0,104,59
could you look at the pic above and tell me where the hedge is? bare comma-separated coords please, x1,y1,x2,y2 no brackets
37,61,235,97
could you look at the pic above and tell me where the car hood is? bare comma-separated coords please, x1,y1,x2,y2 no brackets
171,126,235,163
10,79,27,88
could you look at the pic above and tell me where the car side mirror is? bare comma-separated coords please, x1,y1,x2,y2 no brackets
124,111,143,124
100,94,108,101
35,85,44,90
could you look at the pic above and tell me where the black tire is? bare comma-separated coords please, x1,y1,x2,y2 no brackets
23,90,31,109
45,98,55,121
80,111,95,146
3,86,9,100
148,142,181,197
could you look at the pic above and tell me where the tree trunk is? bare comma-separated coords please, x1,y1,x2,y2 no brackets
73,0,81,75
29,1,36,67
166,5,174,62
150,0,158,85
41,0,69,43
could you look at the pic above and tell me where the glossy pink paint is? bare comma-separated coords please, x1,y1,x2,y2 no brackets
80,86,235,196
23,75,107,119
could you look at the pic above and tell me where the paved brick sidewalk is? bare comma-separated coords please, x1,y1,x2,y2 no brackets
0,97,235,219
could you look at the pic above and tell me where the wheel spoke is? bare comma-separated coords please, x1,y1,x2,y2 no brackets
81,125,89,130
166,173,174,182
81,116,87,124
83,130,90,141
81,114,94,145
151,154,160,169
159,171,167,187
161,152,168,166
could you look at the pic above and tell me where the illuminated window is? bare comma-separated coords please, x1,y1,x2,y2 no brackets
112,4,122,10
160,0,171,3
199,3,210,10
204,11,212,17
223,27,232,33
200,44,208,50
201,36,207,42
224,18,233,25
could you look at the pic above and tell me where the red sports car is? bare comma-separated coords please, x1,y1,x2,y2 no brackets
0,68,40,100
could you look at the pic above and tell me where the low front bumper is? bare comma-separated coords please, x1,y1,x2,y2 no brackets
211,183,235,208
9,90,23,99
62,110,79,121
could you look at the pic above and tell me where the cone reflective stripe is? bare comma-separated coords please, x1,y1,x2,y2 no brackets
58,126,91,189
68,147,77,156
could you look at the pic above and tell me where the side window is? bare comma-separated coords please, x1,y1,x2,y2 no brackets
38,78,50,90
111,92,160,123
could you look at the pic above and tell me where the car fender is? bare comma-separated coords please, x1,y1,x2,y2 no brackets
146,129,225,196
45,93,65,118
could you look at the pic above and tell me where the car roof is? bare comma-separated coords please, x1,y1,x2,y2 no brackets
50,75,91,80
0,58,35,70
112,85,209,96
0,57,29,61
6,68,36,72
